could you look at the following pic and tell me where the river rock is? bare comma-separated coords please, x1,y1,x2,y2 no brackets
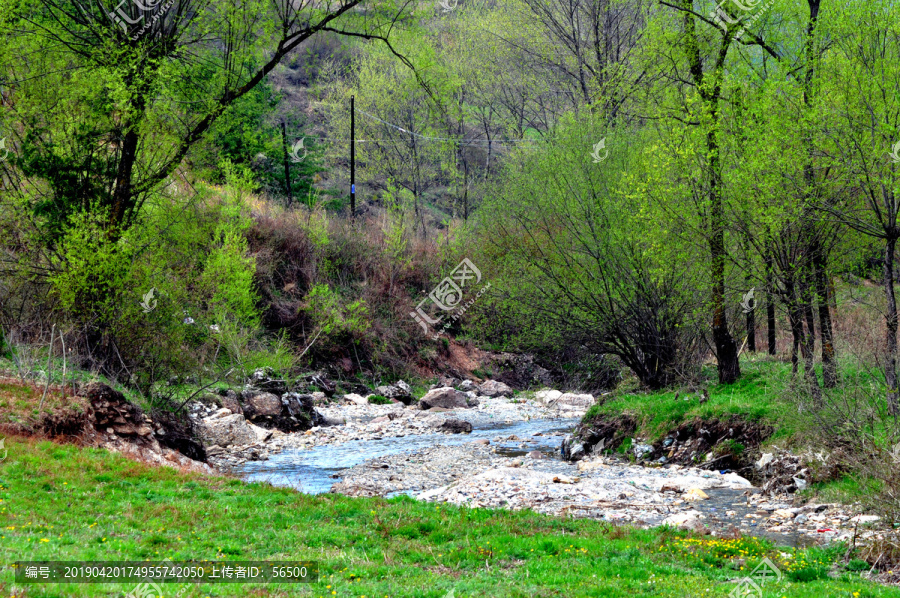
343,393,369,406
556,393,594,408
196,413,260,447
419,387,469,410
534,389,562,405
246,368,287,396
218,390,242,415
278,393,317,431
633,443,654,459
243,392,282,418
478,380,512,397
440,419,473,434
683,488,709,501
561,435,586,461
376,381,414,404
457,380,476,392
318,413,346,427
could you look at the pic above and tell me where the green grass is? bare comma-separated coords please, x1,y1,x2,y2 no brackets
1,437,898,597
584,356,794,443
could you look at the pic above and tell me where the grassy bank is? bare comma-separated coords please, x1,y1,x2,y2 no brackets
580,356,804,445
1,436,897,597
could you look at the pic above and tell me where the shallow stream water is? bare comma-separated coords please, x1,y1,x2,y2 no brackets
236,417,578,494
234,416,815,547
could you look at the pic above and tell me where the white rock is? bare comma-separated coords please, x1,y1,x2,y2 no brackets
683,488,709,501
756,453,774,469
720,472,753,487
534,389,562,405
343,393,369,406
556,393,594,408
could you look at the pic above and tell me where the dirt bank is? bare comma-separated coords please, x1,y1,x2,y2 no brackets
571,412,773,478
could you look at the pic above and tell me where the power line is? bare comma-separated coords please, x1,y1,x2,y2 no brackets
355,108,542,147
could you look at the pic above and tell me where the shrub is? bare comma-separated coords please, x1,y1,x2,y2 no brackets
468,115,704,390
368,394,391,405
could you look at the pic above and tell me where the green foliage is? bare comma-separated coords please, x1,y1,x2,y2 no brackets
198,162,260,328
43,175,266,394
303,283,370,338
50,209,130,315
367,394,392,405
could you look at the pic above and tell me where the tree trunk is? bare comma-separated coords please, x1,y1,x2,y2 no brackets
110,128,140,230
708,133,740,384
884,236,899,416
747,306,756,353
765,251,777,355
813,239,837,387
801,269,817,356
788,279,821,403
745,264,755,351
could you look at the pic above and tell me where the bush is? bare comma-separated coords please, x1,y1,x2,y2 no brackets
469,115,704,390
368,394,392,405
16,170,268,396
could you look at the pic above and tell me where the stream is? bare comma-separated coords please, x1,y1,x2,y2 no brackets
233,415,819,548
236,417,578,494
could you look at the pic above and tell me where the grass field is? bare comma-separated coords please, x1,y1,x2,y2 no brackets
1,436,898,597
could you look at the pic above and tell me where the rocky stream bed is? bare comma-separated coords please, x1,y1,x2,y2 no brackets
185,382,888,550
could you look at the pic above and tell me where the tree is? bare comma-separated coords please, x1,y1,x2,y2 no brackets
474,116,703,389
0,0,412,235
822,0,900,413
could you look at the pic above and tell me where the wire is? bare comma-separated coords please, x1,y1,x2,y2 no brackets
354,108,542,147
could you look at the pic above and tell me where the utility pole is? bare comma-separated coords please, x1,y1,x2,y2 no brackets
350,95,356,217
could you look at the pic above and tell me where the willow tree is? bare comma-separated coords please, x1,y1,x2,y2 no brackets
648,0,780,383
